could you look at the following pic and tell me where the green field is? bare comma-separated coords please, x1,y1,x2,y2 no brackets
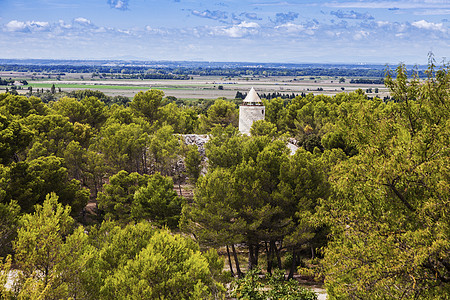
28,83,203,91
28,83,150,90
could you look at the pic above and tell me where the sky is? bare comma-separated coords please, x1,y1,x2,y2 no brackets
0,0,449,64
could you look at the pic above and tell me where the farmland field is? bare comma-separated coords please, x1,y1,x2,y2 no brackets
0,71,389,100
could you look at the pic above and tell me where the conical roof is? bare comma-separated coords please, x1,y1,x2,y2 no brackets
243,87,262,103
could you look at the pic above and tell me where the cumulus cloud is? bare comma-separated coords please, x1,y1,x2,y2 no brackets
217,21,260,38
74,17,92,25
331,10,374,20
275,21,319,36
275,22,305,33
145,25,168,35
412,20,446,32
108,0,129,11
191,10,228,20
4,20,49,32
353,30,369,40
376,21,390,27
4,20,27,32
272,12,299,24
58,20,72,29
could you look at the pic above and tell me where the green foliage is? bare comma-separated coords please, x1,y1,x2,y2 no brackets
3,60,448,299
181,167,245,247
184,144,202,183
205,125,245,170
98,170,151,223
106,105,146,127
0,201,20,257
103,230,223,299
81,222,223,299
52,96,108,129
159,103,198,133
231,268,264,300
63,140,87,181
5,156,89,216
0,94,47,118
263,97,285,130
0,114,33,164
207,99,238,127
12,200,93,299
132,173,182,229
0,255,12,299
147,125,181,175
13,193,83,299
23,113,78,159
95,122,148,173
67,89,127,106
231,268,317,300
81,221,158,297
98,170,181,227
187,131,327,271
250,119,277,137
130,89,164,122
321,62,450,299
203,248,225,281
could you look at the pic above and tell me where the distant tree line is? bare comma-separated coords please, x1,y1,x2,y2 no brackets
236,91,305,100
349,78,384,84
0,64,427,78
0,78,15,85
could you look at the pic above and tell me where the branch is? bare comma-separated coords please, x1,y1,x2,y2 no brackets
383,179,415,212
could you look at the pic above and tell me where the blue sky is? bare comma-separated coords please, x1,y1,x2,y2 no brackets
0,0,449,64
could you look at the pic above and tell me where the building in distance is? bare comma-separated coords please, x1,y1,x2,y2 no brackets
238,87,265,135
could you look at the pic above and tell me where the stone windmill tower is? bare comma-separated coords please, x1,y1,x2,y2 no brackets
239,87,265,135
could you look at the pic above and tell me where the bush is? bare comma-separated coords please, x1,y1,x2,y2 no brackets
231,268,317,300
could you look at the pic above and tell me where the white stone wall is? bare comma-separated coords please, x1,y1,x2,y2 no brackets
239,105,265,135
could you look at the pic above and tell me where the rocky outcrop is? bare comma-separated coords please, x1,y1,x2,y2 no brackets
180,134,209,158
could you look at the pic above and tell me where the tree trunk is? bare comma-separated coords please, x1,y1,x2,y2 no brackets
226,245,235,277
143,151,148,174
254,244,260,267
266,241,273,274
232,244,242,277
248,244,255,271
248,244,260,271
288,249,296,279
275,242,282,269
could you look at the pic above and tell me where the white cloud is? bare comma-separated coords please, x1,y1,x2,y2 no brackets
108,0,129,10
58,20,72,29
5,20,27,32
275,22,319,35
412,20,446,32
31,21,49,28
353,30,369,40
275,22,305,33
218,21,260,38
376,21,390,27
74,17,91,25
4,20,49,32
238,21,260,28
